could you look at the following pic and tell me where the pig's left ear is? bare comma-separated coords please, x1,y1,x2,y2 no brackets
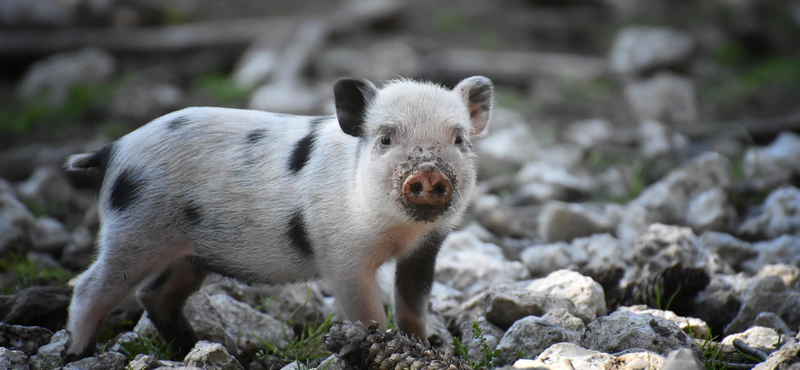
334,78,378,137
454,76,493,136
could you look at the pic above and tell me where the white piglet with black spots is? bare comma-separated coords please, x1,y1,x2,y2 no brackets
62,77,494,359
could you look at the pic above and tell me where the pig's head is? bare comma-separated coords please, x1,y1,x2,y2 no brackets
334,76,493,225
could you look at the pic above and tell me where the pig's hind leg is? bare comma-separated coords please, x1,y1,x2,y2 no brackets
136,256,208,357
66,234,193,359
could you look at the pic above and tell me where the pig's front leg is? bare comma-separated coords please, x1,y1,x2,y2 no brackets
394,231,447,341
329,264,387,330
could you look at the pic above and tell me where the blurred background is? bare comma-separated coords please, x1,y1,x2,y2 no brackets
2,0,800,167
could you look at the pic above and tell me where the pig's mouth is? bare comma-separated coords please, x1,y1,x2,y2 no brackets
394,157,459,223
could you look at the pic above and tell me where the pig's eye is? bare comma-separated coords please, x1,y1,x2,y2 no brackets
455,136,464,145
380,135,392,146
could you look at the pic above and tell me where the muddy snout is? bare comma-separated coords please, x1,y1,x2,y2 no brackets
402,164,454,207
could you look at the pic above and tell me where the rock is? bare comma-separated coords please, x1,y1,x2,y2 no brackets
520,234,631,277
700,232,756,272
0,347,30,370
63,351,127,370
526,270,607,323
183,341,243,370
725,276,800,336
136,293,238,354
753,337,800,370
753,312,797,336
111,79,183,120
17,48,117,105
249,82,323,115
630,224,728,279
756,264,800,289
17,166,95,215
619,306,709,339
495,316,581,366
30,217,71,253
0,324,53,355
60,225,96,270
636,119,690,159
564,119,613,149
241,283,328,326
517,342,665,370
0,286,73,331
515,159,595,199
741,236,800,274
662,348,703,370
743,132,800,191
537,202,623,243
739,186,800,239
541,308,585,333
625,72,698,124
722,326,781,352
429,282,464,314
484,285,575,330
434,231,529,295
686,188,736,233
0,191,35,255
316,354,348,370
207,294,289,351
426,311,453,351
618,152,732,243
472,198,539,239
688,273,751,338
474,108,540,178
29,329,69,370
610,26,695,76
580,310,700,356
128,354,167,370
456,316,504,363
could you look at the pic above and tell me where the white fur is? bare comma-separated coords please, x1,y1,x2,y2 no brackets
65,77,493,355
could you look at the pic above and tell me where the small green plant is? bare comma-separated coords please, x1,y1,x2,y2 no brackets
254,296,274,311
385,304,397,331
434,11,467,33
115,333,173,361
654,285,682,311
255,313,335,366
0,254,74,294
452,322,501,369
774,332,784,350
196,72,252,106
699,330,728,370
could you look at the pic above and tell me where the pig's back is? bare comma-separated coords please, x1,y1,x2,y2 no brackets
97,107,338,283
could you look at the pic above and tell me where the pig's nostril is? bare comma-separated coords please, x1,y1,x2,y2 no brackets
433,183,447,198
411,182,423,195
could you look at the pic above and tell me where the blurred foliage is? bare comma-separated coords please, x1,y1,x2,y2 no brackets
0,82,117,135
196,72,253,106
161,7,192,25
0,253,74,294
434,11,467,33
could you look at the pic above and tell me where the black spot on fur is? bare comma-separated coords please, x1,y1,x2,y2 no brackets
167,116,191,130
395,231,447,313
287,211,313,256
288,117,328,173
247,129,267,144
183,201,202,225
109,168,147,211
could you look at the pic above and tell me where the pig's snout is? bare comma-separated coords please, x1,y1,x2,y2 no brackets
402,164,453,207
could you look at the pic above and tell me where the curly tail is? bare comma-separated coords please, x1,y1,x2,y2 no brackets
63,143,114,188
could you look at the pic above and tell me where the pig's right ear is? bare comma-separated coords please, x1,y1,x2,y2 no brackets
334,78,378,137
